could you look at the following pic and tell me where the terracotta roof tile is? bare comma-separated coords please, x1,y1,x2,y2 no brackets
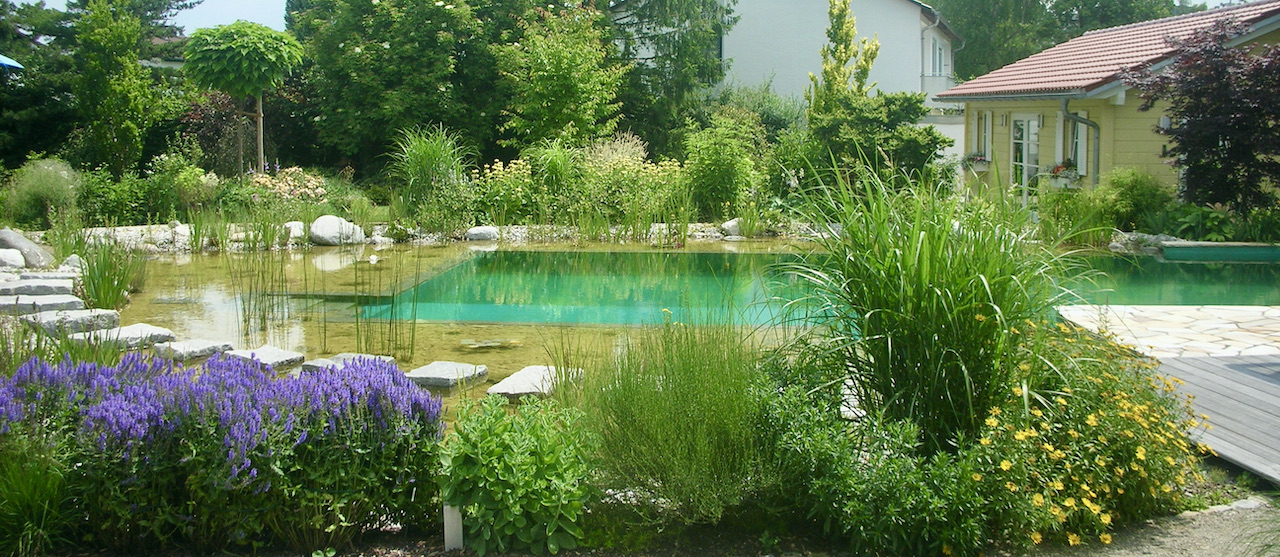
938,0,1280,99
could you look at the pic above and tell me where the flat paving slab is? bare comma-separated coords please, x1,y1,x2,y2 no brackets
487,365,578,400
225,344,306,370
68,323,175,349
21,308,119,335
154,339,234,361
1059,305,1280,358
0,279,74,296
301,353,397,373
19,271,80,281
0,294,84,315
407,361,488,388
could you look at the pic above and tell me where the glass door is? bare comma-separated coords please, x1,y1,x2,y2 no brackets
1011,114,1040,187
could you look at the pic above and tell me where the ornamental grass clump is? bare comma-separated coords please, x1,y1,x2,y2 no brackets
0,354,442,553
785,169,1078,455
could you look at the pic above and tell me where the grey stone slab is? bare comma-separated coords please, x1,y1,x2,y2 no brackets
68,323,175,349
407,361,488,388
301,353,397,373
19,271,80,281
21,308,120,335
487,365,578,399
0,271,17,282
153,339,234,361
225,344,306,369
0,294,85,315
0,279,74,296
0,228,54,268
300,358,338,373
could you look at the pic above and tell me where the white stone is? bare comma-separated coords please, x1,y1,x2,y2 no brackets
21,308,120,335
225,344,306,369
154,339,234,361
0,279,74,296
309,215,366,246
0,294,84,315
19,271,79,281
720,218,742,237
487,365,578,399
68,323,175,349
0,228,54,268
407,361,488,388
0,271,17,282
0,249,24,269
464,226,499,241
284,221,306,241
300,358,338,373
60,254,85,272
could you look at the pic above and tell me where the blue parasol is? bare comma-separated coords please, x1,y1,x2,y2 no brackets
0,54,24,70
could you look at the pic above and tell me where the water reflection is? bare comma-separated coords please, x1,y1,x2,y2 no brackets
1085,257,1280,305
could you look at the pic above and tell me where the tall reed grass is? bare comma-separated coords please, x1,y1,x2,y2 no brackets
79,239,148,311
783,168,1081,455
390,126,475,234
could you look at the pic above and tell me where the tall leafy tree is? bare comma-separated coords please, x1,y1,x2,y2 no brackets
806,0,950,174
67,0,201,39
1052,0,1205,38
495,7,627,148
292,0,476,173
1123,21,1280,211
0,0,79,169
184,21,303,173
930,0,1057,79
74,0,154,177
592,0,738,156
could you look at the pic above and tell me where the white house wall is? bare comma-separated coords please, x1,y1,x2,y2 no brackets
722,0,935,99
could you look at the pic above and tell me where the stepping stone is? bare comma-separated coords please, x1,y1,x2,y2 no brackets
19,271,80,281
407,361,488,388
21,309,120,335
487,365,579,400
0,271,17,282
224,345,306,369
68,323,175,349
0,294,85,315
153,339,235,361
0,279,74,296
301,353,397,373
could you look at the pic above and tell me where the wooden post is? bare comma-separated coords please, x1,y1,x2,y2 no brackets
256,93,265,173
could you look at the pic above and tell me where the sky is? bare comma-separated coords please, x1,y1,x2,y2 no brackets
19,0,1242,35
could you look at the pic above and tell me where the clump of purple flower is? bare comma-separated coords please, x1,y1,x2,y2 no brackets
0,353,443,552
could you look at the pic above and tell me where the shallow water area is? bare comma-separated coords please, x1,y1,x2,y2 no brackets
123,239,805,414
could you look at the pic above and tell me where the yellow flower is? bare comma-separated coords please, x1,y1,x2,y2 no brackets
1006,482,1019,492
1031,408,1044,418
1053,480,1064,491
1068,429,1080,439
1018,362,1031,371
986,417,999,427
980,437,992,446
975,314,987,322
1001,460,1013,471
1042,443,1055,452
1064,497,1076,508
972,473,983,482
1068,533,1081,546
1100,533,1113,545
990,407,1003,416
1031,531,1043,544
1101,513,1112,525
1013,386,1024,396
1086,414,1099,426
1033,493,1045,507
1136,446,1147,460
1056,397,1068,407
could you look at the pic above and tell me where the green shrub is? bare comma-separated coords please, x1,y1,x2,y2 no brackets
1171,203,1236,241
148,141,217,219
525,139,588,222
78,169,176,226
0,435,71,557
1235,206,1280,243
1098,168,1174,231
1037,184,1119,247
785,172,1076,455
683,110,763,221
390,126,476,234
440,396,595,556
568,321,771,526
4,158,79,230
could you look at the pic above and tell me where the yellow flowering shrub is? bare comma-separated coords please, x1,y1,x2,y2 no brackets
972,324,1207,548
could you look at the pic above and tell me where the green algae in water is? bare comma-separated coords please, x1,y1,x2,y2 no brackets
1084,256,1280,305
360,251,803,326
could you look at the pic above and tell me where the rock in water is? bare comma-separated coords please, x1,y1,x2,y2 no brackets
0,228,54,268
309,215,366,246
720,218,742,237
464,226,499,241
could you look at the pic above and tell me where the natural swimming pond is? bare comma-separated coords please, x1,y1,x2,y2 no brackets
1083,256,1280,305
359,250,803,326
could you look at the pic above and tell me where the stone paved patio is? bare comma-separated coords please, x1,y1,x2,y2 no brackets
1057,305,1280,358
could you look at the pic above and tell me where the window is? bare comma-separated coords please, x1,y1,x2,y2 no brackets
1011,113,1041,186
974,110,992,157
931,38,945,76
1067,110,1088,176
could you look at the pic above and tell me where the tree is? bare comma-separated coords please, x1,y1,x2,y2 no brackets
805,0,951,175
495,7,627,148
591,0,738,156
291,0,475,173
1052,0,1204,38
184,21,303,173
74,0,154,177
1123,21,1280,211
67,0,201,39
0,0,79,169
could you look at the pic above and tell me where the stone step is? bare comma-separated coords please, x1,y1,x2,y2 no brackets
0,271,17,282
68,323,175,349
407,361,488,388
21,308,120,336
487,365,580,400
19,271,80,281
0,279,74,296
225,345,306,370
0,294,85,315
154,339,235,361
301,353,397,373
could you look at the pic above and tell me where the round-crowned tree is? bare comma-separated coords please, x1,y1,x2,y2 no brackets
184,21,303,173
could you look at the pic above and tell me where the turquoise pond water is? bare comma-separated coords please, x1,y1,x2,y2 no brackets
357,252,1280,326
359,250,803,326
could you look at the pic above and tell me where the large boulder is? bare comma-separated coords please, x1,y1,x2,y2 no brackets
0,249,24,269
0,228,54,268
720,218,742,237
464,226,499,242
309,215,366,246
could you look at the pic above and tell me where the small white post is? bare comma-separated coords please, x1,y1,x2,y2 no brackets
443,504,463,551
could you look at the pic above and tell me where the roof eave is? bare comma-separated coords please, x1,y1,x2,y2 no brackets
934,89,1088,103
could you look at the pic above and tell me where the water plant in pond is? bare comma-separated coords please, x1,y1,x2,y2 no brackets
79,238,148,311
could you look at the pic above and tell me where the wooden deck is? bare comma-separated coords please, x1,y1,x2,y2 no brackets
1161,355,1280,486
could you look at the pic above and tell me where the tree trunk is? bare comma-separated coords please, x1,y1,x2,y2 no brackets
256,93,265,173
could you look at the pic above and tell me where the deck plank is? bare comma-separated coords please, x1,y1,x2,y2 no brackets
1159,355,1280,486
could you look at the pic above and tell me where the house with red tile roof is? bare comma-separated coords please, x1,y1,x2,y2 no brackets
936,0,1280,189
